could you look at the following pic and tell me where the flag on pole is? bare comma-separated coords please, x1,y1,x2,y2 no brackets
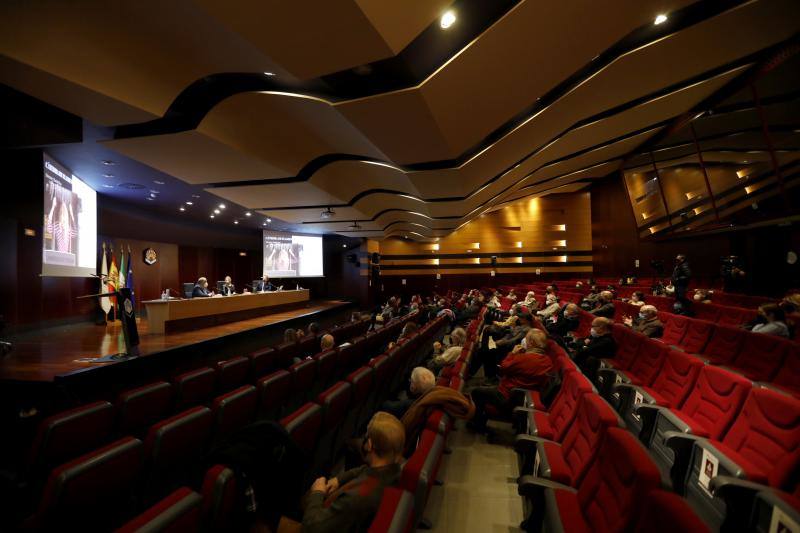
100,242,111,316
108,246,119,318
126,244,134,306
119,244,127,289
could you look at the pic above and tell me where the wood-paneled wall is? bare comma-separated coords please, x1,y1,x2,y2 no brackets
375,193,593,276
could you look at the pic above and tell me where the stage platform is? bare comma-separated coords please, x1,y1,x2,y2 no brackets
0,299,351,385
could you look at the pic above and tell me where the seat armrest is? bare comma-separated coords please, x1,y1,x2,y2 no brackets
663,430,706,451
710,476,769,530
657,408,696,435
518,475,576,496
512,406,533,433
510,388,528,407
514,434,553,454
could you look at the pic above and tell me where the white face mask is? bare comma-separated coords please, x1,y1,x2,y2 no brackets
521,337,528,350
638,312,647,320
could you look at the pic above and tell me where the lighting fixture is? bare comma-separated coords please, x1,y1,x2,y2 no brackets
179,207,185,211
102,160,116,166
245,212,252,216
185,201,193,205
264,72,275,76
210,215,215,219
440,10,456,29
267,218,272,223
153,180,165,185
349,221,362,230
320,207,335,219
150,190,160,194
234,220,239,225
192,194,200,198
103,173,114,178
218,204,226,209
342,244,347,248
654,13,667,25
146,197,154,201
102,184,114,188
214,209,220,214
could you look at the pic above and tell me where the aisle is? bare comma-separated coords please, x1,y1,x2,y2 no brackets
423,418,523,532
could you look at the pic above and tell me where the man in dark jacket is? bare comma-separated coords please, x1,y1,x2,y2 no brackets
671,254,692,306
546,303,581,340
469,312,533,380
623,305,663,338
591,291,615,318
299,412,404,533
572,317,616,381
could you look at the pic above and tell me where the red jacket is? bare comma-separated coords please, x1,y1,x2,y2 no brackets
498,351,553,398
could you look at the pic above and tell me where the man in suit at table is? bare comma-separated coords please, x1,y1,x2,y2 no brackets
192,277,213,298
255,274,276,293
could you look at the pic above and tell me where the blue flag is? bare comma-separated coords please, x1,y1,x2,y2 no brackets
125,245,134,306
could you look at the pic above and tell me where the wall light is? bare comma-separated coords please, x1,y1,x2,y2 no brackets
654,14,667,25
440,10,456,29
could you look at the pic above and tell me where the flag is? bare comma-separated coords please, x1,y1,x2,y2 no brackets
108,247,119,316
118,244,126,289
100,242,111,316
126,244,134,307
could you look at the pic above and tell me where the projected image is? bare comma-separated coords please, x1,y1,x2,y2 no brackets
263,231,323,278
42,154,97,277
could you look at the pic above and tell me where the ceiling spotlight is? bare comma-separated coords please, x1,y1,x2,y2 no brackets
266,218,272,223
153,180,165,185
234,220,239,224
214,209,220,214
440,10,456,29
150,189,160,194
102,184,114,188
320,207,335,219
102,160,116,166
218,204,226,209
210,214,215,219
342,244,347,248
263,72,275,76
179,207,185,211
185,201,193,205
192,194,200,198
103,173,114,178
654,13,667,25
149,193,157,198
245,212,252,216
146,197,154,201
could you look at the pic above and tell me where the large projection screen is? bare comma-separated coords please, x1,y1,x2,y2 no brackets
262,231,323,278
42,153,97,277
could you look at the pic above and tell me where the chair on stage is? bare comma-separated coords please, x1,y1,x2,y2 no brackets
182,283,194,299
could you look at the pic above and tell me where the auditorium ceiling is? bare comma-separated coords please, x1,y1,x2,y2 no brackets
1,0,798,240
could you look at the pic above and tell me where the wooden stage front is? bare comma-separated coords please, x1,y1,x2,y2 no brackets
0,299,351,384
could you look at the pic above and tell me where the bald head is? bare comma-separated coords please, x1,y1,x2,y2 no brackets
367,412,406,462
320,333,335,351
592,317,612,334
639,305,658,318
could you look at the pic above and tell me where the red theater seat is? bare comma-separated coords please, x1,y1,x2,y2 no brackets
345,366,375,437
518,428,661,532
661,315,689,346
367,355,393,414
400,428,445,529
173,367,217,410
214,356,250,393
27,437,143,530
513,370,594,441
287,358,318,411
598,338,667,403
202,465,238,532
297,334,317,358
274,341,300,368
773,343,800,397
117,487,202,533
700,323,746,365
678,319,714,354
247,346,276,379
256,369,292,420
515,394,622,484
116,381,173,436
281,403,324,486
313,349,339,390
315,381,352,471
633,490,710,533
211,385,257,443
729,334,789,382
28,400,116,476
368,487,415,533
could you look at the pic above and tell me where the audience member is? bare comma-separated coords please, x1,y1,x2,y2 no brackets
752,304,790,338
536,294,560,320
572,317,616,381
622,305,663,338
284,328,299,344
522,291,538,310
507,289,518,302
320,333,335,351
381,367,436,419
671,254,692,307
468,329,553,433
401,380,474,455
628,291,646,307
297,412,404,533
590,291,615,318
428,328,467,372
469,312,533,381
693,289,712,304
580,285,600,310
307,322,321,337
546,303,580,340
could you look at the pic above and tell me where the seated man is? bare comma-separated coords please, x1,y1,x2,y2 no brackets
469,312,534,381
572,317,616,381
256,274,276,292
192,276,213,297
752,303,790,338
319,333,335,351
579,285,600,310
590,290,615,318
546,303,580,340
427,327,467,372
536,294,560,320
468,329,552,433
298,412,404,533
622,304,663,338
307,322,321,338
381,367,436,419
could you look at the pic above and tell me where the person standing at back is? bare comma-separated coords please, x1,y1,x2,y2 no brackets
671,254,692,308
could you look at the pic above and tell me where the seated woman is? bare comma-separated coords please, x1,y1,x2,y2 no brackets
467,329,552,433
220,275,235,296
627,291,646,307
752,304,790,338
693,288,712,304
427,327,467,372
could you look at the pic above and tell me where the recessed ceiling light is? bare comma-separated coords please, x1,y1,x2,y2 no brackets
103,173,114,178
266,218,272,223
234,220,239,225
102,160,116,166
102,184,114,188
192,194,200,198
440,10,456,29
185,201,193,205
146,197,154,201
214,209,220,214
245,212,252,216
654,13,667,25
218,204,226,209
342,244,347,248
264,72,275,76
179,207,185,211
153,180,165,185
210,215,215,219
150,189,160,194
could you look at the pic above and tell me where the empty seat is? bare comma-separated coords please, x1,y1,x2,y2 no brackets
297,333,318,359
605,324,644,371
644,365,751,487
215,356,250,393
202,465,238,532
27,437,143,531
693,303,721,323
617,350,704,435
116,381,173,436
247,346,276,379
367,355,393,414
256,369,293,420
174,367,217,410
681,387,800,528
748,487,800,533
211,385,258,444
513,370,594,441
678,319,714,354
337,342,361,375
400,428,445,529
117,487,202,533
515,394,622,484
518,428,661,532
315,381,352,472
773,343,800,397
599,339,667,404
28,400,116,477
729,334,789,382
717,306,757,327
287,358,318,411
662,315,690,346
368,488,415,533
144,406,213,504
632,490,710,533
700,323,746,365
281,403,324,486
273,341,299,368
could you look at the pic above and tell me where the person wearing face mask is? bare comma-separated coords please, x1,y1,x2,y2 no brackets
522,291,538,310
590,291,615,318
536,294,561,320
572,317,616,381
546,303,581,340
622,305,663,338
580,285,600,310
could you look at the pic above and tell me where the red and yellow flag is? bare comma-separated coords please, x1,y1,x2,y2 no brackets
108,247,119,315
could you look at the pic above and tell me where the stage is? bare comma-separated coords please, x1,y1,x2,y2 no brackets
0,299,351,384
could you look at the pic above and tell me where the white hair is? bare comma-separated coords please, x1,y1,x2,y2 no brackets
449,327,467,346
410,367,436,394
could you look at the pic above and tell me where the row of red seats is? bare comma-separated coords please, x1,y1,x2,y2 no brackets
15,312,437,530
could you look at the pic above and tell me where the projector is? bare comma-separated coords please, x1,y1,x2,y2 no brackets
320,207,335,219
